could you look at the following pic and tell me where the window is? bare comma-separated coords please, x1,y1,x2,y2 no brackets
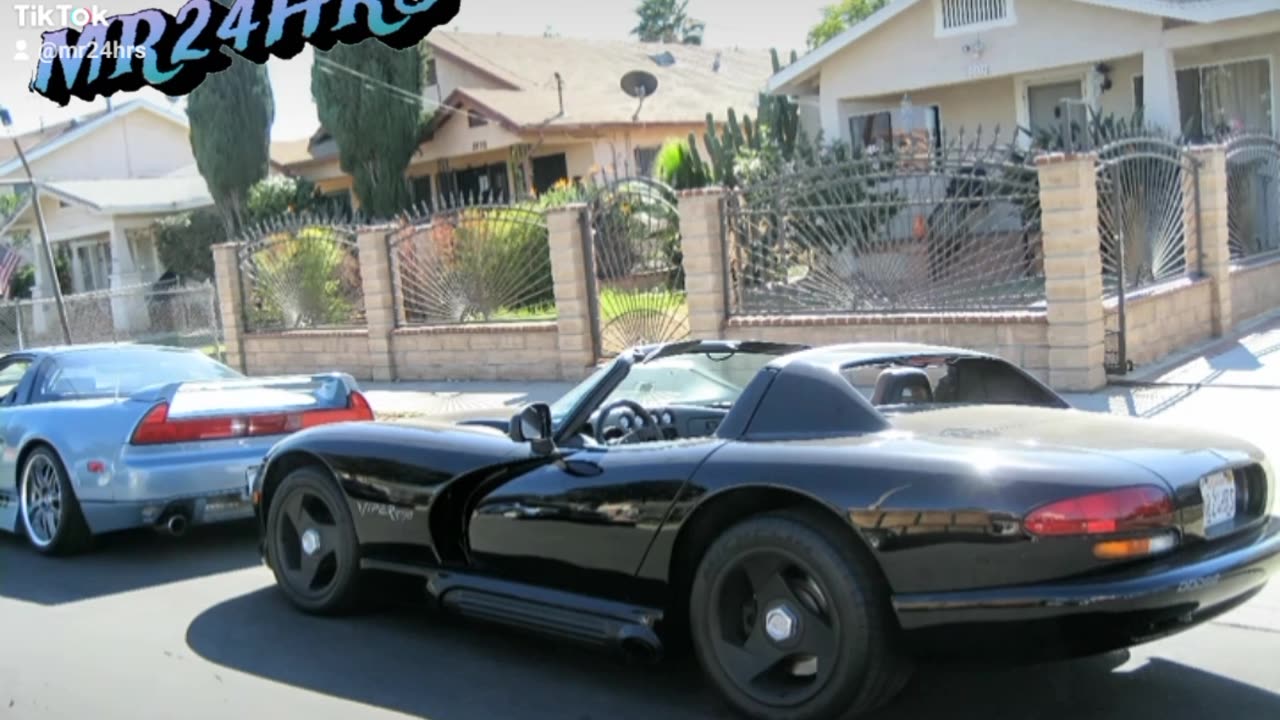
634,146,660,176
848,105,942,151
36,349,239,401
468,112,488,128
425,57,437,85
0,358,32,400
409,175,433,210
1134,58,1274,141
935,0,1015,35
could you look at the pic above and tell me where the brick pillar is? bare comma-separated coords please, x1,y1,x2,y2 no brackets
210,242,246,372
677,187,728,339
357,227,397,381
1186,145,1233,335
547,204,595,380
1038,154,1107,392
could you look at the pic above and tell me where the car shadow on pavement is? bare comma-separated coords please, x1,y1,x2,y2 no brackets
186,588,1280,720
0,521,260,606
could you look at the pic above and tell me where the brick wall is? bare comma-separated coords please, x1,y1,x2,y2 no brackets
243,329,373,378
391,322,560,381
725,312,1051,382
1105,278,1213,369
1230,258,1280,326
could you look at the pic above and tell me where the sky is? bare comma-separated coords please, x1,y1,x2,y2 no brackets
0,0,832,141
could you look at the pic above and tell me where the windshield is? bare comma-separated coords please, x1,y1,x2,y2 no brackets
551,350,776,424
38,348,243,400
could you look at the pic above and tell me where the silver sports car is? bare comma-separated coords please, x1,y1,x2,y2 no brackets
0,344,374,555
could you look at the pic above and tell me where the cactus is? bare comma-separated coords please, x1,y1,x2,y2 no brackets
679,47,809,188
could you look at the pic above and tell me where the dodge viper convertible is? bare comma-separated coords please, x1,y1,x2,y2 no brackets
0,344,373,556
250,340,1279,720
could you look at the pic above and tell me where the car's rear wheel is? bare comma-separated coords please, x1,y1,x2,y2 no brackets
690,510,911,720
19,446,91,556
265,467,364,614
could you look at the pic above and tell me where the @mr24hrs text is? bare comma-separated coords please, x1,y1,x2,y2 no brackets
28,0,461,105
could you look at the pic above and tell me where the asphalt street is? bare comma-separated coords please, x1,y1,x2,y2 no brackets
1,320,1278,720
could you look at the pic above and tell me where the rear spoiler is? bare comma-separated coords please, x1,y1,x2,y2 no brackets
126,372,374,446
131,372,360,406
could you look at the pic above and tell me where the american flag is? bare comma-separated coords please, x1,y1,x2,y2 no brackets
0,245,23,299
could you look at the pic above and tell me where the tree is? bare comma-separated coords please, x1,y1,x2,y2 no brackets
186,0,274,240
807,0,890,49
631,0,705,45
312,39,423,218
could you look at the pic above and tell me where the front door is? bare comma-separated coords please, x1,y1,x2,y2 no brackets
1028,80,1085,135
466,438,722,605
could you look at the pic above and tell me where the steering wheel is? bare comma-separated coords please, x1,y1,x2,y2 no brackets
593,399,660,445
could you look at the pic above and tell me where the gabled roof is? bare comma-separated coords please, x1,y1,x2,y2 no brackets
421,31,774,135
22,176,212,215
768,0,1279,94
0,99,190,177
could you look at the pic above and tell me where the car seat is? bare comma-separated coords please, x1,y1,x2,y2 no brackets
871,367,934,405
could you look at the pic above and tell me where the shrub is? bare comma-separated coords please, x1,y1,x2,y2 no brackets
450,205,555,318
246,226,358,329
154,209,226,282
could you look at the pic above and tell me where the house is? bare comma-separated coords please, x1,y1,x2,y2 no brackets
0,99,220,332
766,0,1279,148
275,31,776,208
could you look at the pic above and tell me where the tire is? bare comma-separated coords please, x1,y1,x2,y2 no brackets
689,510,912,720
18,446,92,556
264,466,365,615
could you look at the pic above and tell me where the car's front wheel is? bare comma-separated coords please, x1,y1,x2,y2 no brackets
690,510,911,720
265,467,364,614
19,446,91,556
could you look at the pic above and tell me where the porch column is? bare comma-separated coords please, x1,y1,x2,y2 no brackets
1142,48,1183,136
108,222,147,333
819,90,843,146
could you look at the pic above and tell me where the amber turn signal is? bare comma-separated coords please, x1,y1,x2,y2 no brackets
1093,532,1178,560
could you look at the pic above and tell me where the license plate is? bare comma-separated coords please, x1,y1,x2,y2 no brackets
244,466,260,500
1200,471,1237,530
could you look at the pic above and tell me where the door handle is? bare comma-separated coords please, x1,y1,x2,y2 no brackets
556,458,603,477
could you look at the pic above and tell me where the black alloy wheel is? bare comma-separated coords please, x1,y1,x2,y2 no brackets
690,510,912,720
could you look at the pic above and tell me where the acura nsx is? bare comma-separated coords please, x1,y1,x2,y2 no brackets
0,344,373,555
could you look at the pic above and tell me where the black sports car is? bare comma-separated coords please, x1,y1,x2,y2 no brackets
249,340,1280,720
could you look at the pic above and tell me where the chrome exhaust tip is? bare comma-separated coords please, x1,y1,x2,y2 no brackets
156,513,189,537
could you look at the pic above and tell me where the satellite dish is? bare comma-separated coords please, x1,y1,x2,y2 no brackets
620,70,659,99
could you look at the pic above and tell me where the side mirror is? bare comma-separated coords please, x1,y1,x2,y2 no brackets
509,402,554,455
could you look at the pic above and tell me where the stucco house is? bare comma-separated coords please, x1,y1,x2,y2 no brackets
0,99,219,333
767,0,1279,148
274,31,776,207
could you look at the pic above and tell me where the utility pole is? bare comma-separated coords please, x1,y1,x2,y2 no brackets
1,107,72,344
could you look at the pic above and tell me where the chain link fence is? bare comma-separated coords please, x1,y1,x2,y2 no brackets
0,281,224,359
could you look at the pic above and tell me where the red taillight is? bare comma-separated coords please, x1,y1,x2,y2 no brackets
299,390,374,428
131,391,375,446
1024,486,1176,537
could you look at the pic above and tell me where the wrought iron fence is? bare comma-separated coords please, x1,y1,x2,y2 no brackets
388,204,554,326
0,281,223,358
723,138,1045,315
1096,136,1198,295
237,219,365,332
1225,134,1280,264
584,175,688,356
